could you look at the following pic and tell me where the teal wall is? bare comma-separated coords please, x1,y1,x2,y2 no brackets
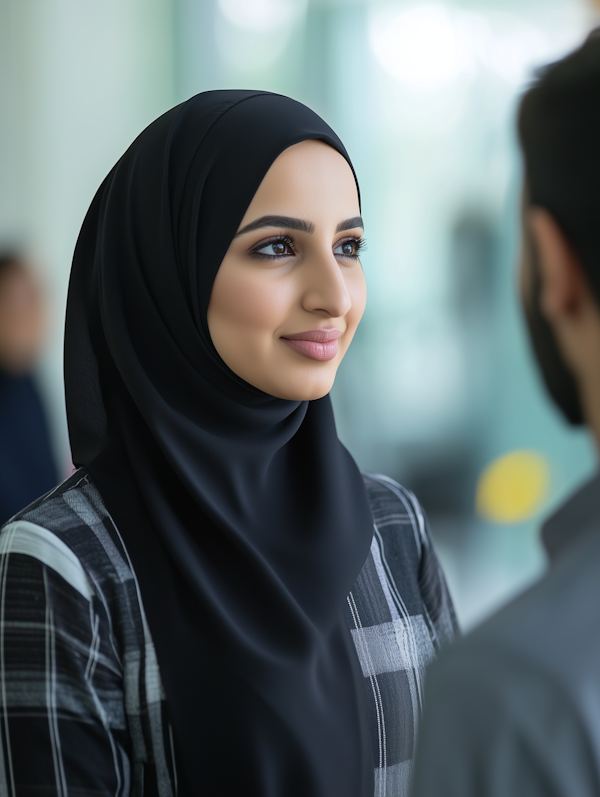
173,0,597,626
0,0,596,627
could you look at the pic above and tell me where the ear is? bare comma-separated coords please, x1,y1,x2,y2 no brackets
528,208,585,322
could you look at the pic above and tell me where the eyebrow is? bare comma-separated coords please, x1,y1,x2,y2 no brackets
336,216,364,233
235,215,364,237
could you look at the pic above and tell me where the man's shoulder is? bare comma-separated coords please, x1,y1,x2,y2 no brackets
413,532,600,797
431,526,600,712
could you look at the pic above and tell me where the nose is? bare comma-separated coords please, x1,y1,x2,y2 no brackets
301,251,352,319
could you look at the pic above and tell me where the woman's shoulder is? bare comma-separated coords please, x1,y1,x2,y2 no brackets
1,468,137,616
361,471,429,560
1,466,157,691
0,472,174,793
7,467,111,533
360,471,458,647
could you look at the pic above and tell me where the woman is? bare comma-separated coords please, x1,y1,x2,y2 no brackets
0,91,456,797
0,253,59,522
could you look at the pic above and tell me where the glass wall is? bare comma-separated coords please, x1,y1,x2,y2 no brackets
1,0,597,627
176,0,597,627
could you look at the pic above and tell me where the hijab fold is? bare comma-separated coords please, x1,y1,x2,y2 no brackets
65,90,374,796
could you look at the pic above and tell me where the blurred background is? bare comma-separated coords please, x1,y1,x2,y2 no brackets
1,0,598,628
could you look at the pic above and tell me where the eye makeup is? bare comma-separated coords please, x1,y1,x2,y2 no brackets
248,233,365,262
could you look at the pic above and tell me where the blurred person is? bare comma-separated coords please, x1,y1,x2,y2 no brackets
411,31,600,797
0,92,457,797
0,253,58,523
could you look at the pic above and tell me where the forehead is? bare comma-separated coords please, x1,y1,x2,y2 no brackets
244,140,359,219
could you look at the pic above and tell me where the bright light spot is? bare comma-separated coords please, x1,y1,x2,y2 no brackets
218,0,307,33
476,451,550,524
368,4,475,92
369,5,581,91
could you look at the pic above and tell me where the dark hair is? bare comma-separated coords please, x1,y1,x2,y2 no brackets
0,252,25,282
518,30,600,299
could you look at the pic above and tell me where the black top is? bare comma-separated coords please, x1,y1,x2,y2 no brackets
0,369,58,523
64,91,375,796
411,473,600,797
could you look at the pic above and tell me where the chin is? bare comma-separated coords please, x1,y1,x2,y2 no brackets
270,377,335,402
300,388,332,401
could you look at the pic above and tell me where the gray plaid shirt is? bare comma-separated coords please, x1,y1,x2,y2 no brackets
0,468,456,796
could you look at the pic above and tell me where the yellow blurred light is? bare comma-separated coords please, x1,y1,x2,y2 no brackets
476,450,549,524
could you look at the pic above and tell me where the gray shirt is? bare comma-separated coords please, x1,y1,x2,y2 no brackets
411,473,600,797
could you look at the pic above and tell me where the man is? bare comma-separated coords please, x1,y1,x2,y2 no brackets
411,32,600,796
0,253,58,522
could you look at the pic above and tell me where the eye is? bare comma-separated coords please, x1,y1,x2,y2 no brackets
333,237,365,259
251,236,295,259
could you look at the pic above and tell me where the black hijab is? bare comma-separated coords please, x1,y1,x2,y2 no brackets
65,90,374,796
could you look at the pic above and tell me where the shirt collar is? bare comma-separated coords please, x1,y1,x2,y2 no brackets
541,472,600,563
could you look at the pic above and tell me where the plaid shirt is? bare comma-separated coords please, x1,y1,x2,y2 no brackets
0,468,456,796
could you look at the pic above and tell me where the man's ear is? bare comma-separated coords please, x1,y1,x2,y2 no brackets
528,208,585,321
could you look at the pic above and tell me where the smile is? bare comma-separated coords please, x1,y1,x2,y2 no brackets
281,328,342,362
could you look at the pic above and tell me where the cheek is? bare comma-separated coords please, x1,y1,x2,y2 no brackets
347,270,367,328
209,267,289,340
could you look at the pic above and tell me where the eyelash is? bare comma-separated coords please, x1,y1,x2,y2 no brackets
249,235,366,261
249,235,296,260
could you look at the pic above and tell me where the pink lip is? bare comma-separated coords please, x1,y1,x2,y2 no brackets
281,328,343,362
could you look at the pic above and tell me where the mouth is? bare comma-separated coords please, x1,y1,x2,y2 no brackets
280,328,342,362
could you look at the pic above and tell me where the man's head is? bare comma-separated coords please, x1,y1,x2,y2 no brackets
518,32,600,438
0,253,46,374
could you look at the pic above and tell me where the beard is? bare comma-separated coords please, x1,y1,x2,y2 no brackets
521,226,584,426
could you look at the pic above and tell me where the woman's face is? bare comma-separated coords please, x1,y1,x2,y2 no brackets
208,140,366,401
